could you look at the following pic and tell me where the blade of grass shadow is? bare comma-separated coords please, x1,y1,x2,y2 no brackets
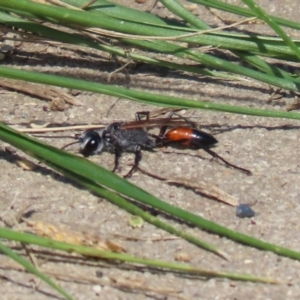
1,65,300,120
0,228,277,283
0,240,75,300
1,123,300,261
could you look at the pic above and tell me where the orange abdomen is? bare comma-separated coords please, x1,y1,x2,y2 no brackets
164,127,194,147
163,127,218,149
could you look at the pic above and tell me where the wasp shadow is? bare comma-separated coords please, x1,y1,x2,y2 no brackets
208,123,300,136
0,148,85,190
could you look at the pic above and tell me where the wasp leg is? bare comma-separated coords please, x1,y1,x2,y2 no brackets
112,146,122,173
135,111,150,121
135,108,183,121
166,111,197,128
204,148,252,176
124,148,142,178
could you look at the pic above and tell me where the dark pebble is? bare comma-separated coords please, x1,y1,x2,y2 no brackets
236,204,255,218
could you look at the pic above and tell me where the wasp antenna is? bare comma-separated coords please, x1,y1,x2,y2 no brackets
61,140,80,150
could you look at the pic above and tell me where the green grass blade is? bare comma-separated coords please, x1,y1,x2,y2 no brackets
0,65,300,120
159,0,210,29
171,43,300,91
0,228,277,283
157,0,299,85
0,123,224,257
161,0,300,82
235,51,298,80
2,5,299,84
0,11,234,80
63,0,300,32
3,0,300,81
0,0,299,289
242,0,300,61
64,0,173,25
0,240,74,300
3,9,298,85
2,0,300,60
1,123,300,262
0,0,196,34
48,162,227,258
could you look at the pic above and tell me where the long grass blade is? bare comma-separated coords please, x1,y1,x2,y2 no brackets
1,123,300,261
0,11,233,80
242,0,300,61
0,240,74,300
48,161,228,259
0,66,300,119
2,0,300,88
0,228,277,283
159,0,298,81
1,0,299,58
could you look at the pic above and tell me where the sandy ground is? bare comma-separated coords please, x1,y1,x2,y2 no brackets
0,0,300,299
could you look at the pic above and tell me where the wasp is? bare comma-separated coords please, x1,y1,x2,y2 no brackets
62,109,252,178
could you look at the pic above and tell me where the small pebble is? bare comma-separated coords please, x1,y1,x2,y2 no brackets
50,98,65,111
236,204,255,218
93,285,102,294
1,44,14,54
175,251,192,262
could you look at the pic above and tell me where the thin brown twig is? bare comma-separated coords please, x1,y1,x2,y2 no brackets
83,17,258,41
15,124,107,133
0,78,82,106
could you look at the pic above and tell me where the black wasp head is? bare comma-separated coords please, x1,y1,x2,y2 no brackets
79,130,103,157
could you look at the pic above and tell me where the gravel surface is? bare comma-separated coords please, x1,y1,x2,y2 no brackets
0,1,300,299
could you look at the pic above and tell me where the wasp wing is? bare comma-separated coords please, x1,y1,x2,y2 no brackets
120,118,195,130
